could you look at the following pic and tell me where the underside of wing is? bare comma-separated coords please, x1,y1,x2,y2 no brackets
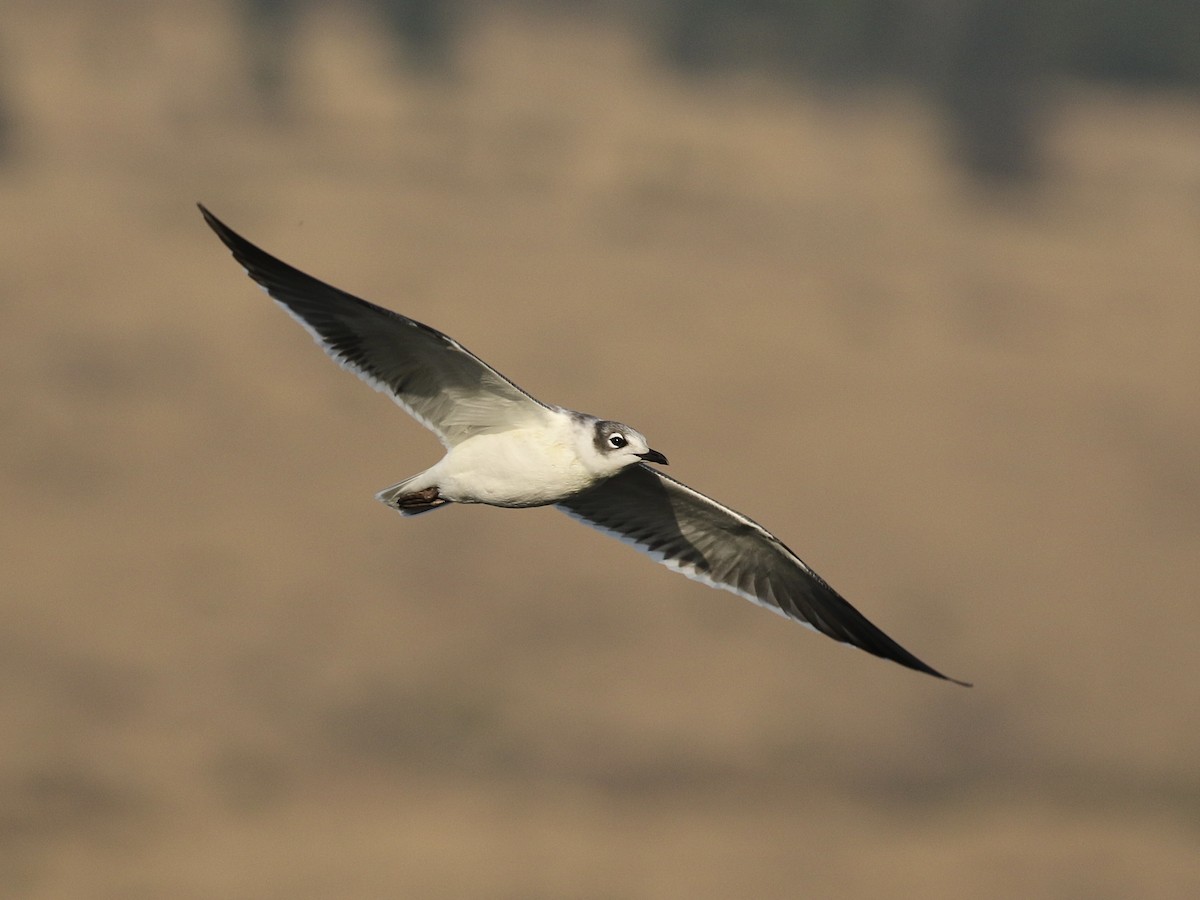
200,205,550,446
558,465,968,685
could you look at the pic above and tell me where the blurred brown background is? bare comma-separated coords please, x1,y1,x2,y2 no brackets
2,1,1199,897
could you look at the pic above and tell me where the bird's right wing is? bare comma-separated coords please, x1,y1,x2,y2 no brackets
200,205,552,447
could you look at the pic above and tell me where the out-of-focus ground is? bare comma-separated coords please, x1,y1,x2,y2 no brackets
2,4,1199,898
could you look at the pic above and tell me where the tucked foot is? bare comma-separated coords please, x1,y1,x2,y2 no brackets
388,486,452,516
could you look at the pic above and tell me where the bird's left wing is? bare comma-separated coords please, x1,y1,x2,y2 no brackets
558,464,969,684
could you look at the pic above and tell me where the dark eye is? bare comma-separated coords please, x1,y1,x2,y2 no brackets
608,433,627,449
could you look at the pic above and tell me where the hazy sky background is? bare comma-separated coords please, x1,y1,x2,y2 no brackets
2,2,1198,897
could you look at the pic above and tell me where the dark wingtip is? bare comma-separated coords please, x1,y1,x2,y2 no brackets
197,203,238,249
197,203,298,285
842,612,973,687
895,654,971,687
891,657,972,687
898,647,971,687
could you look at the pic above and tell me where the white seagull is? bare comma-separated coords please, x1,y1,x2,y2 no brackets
201,205,968,686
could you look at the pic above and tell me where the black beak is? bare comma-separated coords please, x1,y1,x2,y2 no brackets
638,449,669,465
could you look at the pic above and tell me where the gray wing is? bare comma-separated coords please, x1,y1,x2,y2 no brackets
200,205,551,447
558,465,968,685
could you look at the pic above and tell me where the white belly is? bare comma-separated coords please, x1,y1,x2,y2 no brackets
432,429,594,507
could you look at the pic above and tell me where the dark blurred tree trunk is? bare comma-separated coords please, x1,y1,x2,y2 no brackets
377,0,456,75
922,0,1051,183
241,0,303,119
656,0,1056,185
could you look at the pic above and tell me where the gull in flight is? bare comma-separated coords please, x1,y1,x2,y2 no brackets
200,205,968,685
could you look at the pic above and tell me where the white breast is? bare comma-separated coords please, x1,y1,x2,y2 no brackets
432,424,595,507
